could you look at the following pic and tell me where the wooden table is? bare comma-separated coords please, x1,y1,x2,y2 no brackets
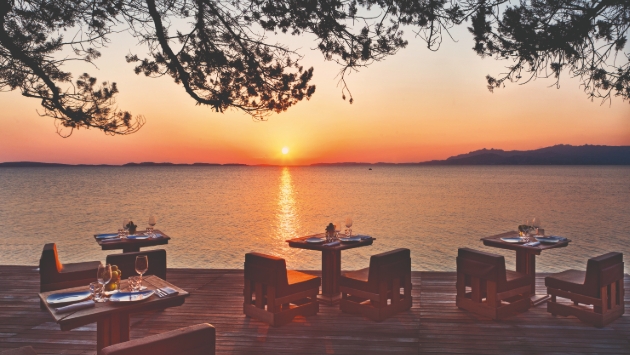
481,231,571,306
94,229,171,253
39,275,188,354
287,234,375,305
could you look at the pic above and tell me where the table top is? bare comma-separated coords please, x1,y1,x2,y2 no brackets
39,275,188,331
481,231,571,255
287,233,375,251
94,229,171,250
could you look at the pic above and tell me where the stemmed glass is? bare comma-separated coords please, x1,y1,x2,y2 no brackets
135,255,148,290
96,264,112,302
147,215,157,237
345,216,353,236
532,217,542,235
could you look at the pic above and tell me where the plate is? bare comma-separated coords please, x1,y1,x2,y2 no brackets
126,235,149,240
305,237,324,244
536,236,561,243
109,290,155,302
47,291,91,305
500,237,524,243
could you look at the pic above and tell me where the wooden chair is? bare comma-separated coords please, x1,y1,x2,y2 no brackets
456,248,531,320
546,252,624,327
106,249,167,280
243,252,320,326
0,347,37,355
39,243,101,308
339,248,412,322
100,323,215,355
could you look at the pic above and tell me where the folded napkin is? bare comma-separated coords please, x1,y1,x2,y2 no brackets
355,235,372,240
324,241,340,247
157,287,179,298
151,233,163,238
55,300,94,314
524,241,541,247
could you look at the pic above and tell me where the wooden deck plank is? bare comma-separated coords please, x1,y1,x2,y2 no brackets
0,266,627,354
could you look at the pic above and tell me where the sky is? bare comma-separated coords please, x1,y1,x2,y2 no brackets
0,20,629,165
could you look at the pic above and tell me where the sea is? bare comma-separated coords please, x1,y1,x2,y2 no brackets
0,166,628,273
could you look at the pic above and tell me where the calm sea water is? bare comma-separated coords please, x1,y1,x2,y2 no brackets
0,166,628,273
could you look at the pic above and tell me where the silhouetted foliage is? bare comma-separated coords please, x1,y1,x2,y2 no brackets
0,0,627,136
468,0,630,103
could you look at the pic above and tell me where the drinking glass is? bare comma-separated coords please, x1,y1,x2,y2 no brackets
345,216,353,236
96,264,112,302
123,218,130,236
90,282,102,302
532,217,541,234
128,276,141,292
147,215,157,237
135,255,148,290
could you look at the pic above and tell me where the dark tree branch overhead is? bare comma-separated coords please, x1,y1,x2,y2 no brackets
0,0,628,136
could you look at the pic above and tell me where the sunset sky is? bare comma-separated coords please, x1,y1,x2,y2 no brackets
1,24,628,165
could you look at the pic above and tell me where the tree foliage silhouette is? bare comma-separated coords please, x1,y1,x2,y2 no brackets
0,0,627,136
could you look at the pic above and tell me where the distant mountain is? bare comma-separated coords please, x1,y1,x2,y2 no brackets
0,161,114,167
419,145,630,165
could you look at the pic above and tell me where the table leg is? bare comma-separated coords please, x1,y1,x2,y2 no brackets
97,312,130,354
122,246,140,253
515,250,549,306
318,249,341,305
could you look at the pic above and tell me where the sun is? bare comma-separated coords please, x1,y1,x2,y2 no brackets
281,147,289,155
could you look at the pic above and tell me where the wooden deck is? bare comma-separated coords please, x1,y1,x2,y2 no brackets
0,266,628,354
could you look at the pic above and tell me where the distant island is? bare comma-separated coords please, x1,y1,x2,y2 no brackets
1,145,629,167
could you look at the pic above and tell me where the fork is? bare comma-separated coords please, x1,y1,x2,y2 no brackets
154,288,165,297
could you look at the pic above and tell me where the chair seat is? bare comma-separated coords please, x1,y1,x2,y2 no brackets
545,269,592,296
277,270,320,298
500,270,530,293
339,267,373,292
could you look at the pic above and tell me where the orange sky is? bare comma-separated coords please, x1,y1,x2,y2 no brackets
0,27,628,165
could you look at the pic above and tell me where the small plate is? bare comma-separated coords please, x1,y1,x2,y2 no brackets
109,290,155,303
47,291,91,305
536,236,560,243
501,237,524,243
305,237,324,244
126,235,149,240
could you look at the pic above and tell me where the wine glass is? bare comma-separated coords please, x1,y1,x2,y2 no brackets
147,215,157,237
96,264,112,302
345,216,353,236
532,217,541,235
135,255,148,290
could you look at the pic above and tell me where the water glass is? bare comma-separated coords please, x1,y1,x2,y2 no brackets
128,276,142,292
90,282,102,302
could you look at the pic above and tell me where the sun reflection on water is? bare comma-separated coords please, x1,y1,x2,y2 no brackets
276,167,302,264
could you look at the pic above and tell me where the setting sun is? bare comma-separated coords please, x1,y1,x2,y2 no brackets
282,147,289,155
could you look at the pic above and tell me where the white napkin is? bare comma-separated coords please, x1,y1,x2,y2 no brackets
324,241,340,247
55,300,95,314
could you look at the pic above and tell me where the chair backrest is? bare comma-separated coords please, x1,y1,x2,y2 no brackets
39,243,62,277
101,323,215,355
367,248,411,288
244,252,288,287
456,248,507,284
585,252,624,290
105,249,167,280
